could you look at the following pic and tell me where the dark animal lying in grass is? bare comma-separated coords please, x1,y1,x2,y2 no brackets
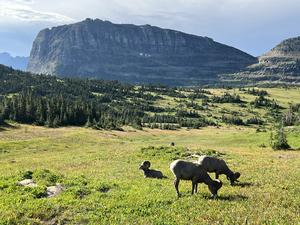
170,159,222,198
197,155,240,185
139,161,165,179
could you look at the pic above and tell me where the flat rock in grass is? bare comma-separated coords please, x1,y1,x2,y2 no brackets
18,179,37,187
46,184,63,198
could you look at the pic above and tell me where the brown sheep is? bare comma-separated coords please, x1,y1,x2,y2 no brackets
170,159,222,198
198,155,240,185
139,161,165,179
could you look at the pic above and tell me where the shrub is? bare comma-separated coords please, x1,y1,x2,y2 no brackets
96,183,118,193
251,96,280,109
73,186,91,199
221,115,244,126
211,93,243,103
246,117,264,125
33,169,62,186
282,104,300,126
176,110,200,118
246,88,268,96
270,123,290,150
27,186,47,198
140,146,224,160
21,170,34,179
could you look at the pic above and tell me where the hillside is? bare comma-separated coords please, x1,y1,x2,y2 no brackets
1,64,300,130
27,18,257,86
222,36,300,85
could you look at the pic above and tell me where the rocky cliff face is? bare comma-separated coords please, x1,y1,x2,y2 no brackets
223,37,300,84
27,18,257,85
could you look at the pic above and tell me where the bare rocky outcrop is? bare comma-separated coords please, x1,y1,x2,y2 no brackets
18,179,37,187
46,184,63,198
18,179,63,197
27,18,256,86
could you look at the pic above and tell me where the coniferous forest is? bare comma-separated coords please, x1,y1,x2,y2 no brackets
0,64,214,129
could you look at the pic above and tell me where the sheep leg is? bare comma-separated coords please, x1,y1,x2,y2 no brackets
174,178,180,197
215,173,219,179
192,177,199,195
192,182,196,195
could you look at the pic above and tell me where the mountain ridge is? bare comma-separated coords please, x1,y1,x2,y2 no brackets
27,18,257,85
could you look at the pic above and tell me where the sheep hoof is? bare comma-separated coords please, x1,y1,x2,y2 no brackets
211,194,217,199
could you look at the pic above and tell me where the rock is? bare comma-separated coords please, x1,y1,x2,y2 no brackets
46,184,63,198
18,179,37,187
27,18,256,86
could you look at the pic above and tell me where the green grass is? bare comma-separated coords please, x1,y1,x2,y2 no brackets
1,87,300,224
0,123,300,224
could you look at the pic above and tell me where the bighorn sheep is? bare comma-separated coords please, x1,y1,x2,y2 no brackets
170,159,222,198
197,155,240,185
139,161,165,179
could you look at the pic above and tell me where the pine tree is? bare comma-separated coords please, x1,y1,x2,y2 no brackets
270,122,290,150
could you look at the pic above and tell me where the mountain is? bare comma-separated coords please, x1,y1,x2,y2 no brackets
222,36,300,85
0,52,28,71
27,18,257,85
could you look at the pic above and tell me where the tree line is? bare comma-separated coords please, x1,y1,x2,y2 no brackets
0,65,214,129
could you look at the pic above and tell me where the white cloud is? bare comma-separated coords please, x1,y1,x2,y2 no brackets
0,0,300,56
0,0,74,23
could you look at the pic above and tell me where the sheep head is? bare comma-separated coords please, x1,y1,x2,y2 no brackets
208,180,222,198
227,172,241,185
139,161,151,170
234,172,241,180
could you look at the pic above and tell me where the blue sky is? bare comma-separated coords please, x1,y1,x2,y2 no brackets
0,0,299,57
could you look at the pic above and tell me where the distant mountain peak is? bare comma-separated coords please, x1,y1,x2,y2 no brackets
221,36,300,84
0,52,28,71
261,36,300,59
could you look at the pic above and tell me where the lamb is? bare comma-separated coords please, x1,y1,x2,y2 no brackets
139,161,165,179
197,155,240,185
170,159,222,198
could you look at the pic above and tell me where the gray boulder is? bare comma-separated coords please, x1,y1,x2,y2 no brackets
18,179,37,187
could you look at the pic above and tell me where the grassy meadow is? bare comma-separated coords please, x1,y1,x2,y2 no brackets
0,88,300,224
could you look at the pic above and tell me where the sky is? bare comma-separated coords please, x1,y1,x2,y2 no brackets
0,0,299,57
